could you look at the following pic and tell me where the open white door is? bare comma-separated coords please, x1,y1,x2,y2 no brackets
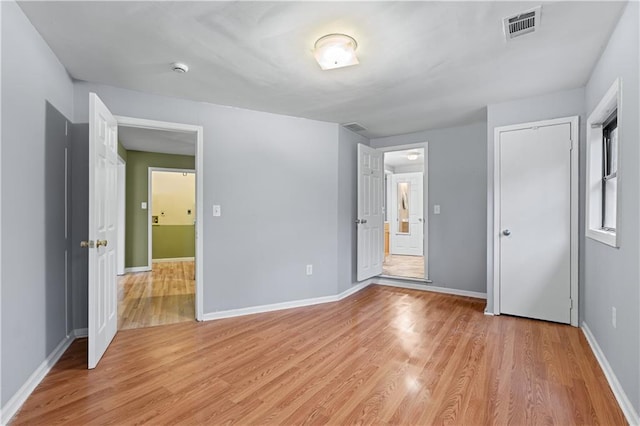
390,172,423,256
357,144,384,281
88,93,119,368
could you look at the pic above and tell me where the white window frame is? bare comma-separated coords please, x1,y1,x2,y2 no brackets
586,79,621,248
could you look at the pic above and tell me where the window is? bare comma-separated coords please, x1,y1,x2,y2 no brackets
586,79,620,247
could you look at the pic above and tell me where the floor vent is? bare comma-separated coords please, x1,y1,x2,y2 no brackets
342,122,367,132
503,6,541,41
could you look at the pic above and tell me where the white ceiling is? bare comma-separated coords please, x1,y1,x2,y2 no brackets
384,149,425,169
119,126,196,156
19,1,625,138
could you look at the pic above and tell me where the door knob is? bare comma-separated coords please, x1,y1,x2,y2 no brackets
96,239,108,248
355,219,368,224
80,240,94,248
502,229,511,236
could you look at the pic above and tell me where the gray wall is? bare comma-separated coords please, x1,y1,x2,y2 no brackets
486,88,586,314
73,82,341,313
1,1,74,406
70,124,89,331
337,127,369,293
371,122,487,294
583,1,639,414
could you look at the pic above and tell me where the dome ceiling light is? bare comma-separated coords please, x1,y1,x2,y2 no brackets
407,152,419,161
313,33,359,70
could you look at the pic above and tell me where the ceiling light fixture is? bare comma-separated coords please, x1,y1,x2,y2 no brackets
313,33,359,70
407,152,419,161
171,62,189,73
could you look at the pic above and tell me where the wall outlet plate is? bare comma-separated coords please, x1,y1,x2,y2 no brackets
306,265,313,275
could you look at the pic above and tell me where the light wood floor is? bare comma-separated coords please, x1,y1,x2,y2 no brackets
12,285,624,425
118,261,195,330
383,254,425,279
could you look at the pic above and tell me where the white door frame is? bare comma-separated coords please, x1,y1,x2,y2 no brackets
114,115,204,321
492,116,579,326
379,142,429,279
117,156,126,276
148,167,196,265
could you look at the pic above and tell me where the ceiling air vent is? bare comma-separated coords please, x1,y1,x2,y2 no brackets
503,6,541,41
342,122,367,132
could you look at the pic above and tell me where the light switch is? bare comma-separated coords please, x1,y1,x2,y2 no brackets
434,205,441,215
141,202,147,210
213,205,221,217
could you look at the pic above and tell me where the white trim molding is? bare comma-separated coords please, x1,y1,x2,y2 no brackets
202,280,373,322
201,278,487,323
115,115,204,321
373,278,487,299
73,328,88,338
585,79,621,248
152,257,195,263
1,332,75,424
377,142,429,279
582,322,639,426
124,266,152,274
492,116,580,326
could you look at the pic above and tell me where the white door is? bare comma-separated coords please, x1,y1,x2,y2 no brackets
390,172,423,256
88,93,119,368
357,144,383,281
499,123,571,324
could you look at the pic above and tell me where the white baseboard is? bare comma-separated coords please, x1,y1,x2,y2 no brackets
337,279,373,300
202,279,373,322
373,278,487,299
73,328,88,338
200,278,486,323
1,329,83,425
152,257,194,263
124,266,151,273
582,322,639,426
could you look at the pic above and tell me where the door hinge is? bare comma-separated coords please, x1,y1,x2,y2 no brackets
569,298,573,309
65,121,68,136
569,139,573,151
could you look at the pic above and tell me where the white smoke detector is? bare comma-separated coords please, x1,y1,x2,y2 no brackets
171,62,189,73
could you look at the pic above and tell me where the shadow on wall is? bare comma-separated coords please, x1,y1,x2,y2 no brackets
44,102,71,355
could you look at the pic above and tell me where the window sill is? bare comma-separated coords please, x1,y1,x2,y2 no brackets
586,228,618,248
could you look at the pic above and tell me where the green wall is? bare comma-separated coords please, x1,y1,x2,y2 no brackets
125,150,195,267
152,225,195,259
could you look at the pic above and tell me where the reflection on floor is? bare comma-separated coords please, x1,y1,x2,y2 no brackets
382,254,424,279
118,261,195,330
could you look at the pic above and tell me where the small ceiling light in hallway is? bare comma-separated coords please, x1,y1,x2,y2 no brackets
313,34,359,70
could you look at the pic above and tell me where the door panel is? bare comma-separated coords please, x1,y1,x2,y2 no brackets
88,93,119,369
357,144,383,281
390,172,423,256
499,123,571,324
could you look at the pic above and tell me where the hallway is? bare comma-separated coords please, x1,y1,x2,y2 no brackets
118,261,195,330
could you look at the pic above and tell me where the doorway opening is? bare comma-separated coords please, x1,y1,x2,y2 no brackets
115,118,202,330
382,147,427,280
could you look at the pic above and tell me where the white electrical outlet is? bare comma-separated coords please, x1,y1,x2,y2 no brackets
612,307,617,328
306,264,313,275
434,205,441,215
141,202,147,210
212,205,221,217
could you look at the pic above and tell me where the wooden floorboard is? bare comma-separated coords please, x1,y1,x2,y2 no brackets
11,285,625,425
118,261,195,330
